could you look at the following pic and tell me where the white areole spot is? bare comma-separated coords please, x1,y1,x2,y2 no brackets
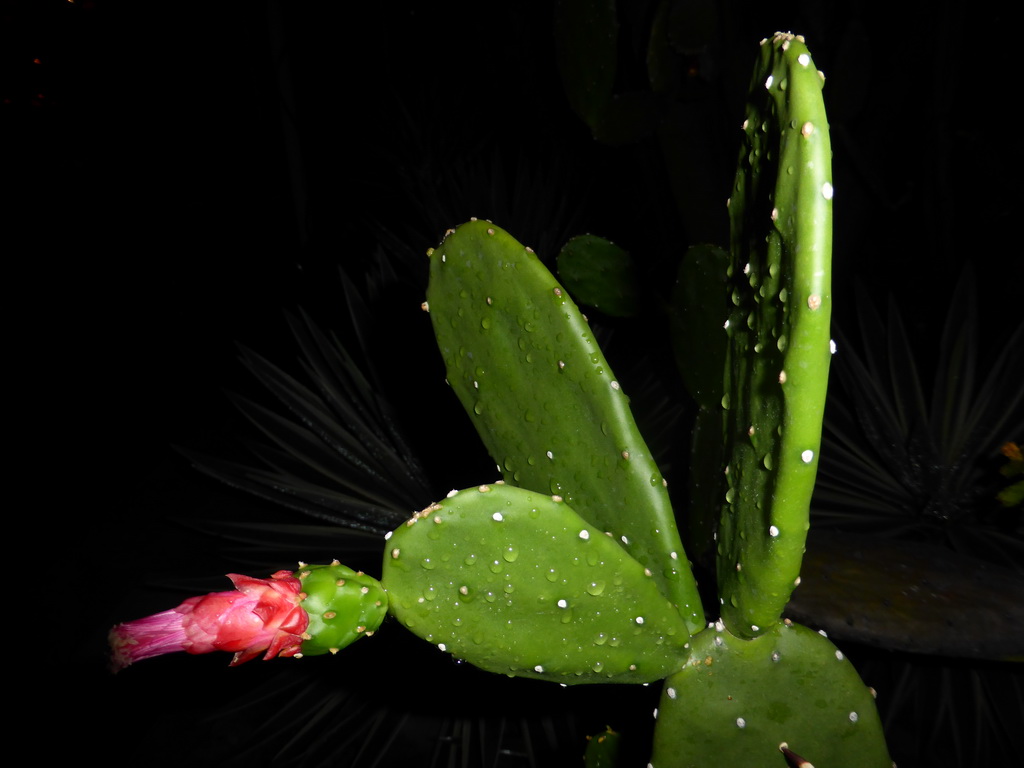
836,650,845,660
579,529,590,540
384,531,393,540
830,338,837,354
769,525,780,537
546,450,554,459
779,370,787,384
534,665,544,673
492,512,504,521
635,616,645,624
737,718,747,728
667,687,677,699
801,121,814,137
765,75,774,89
558,599,568,609
801,450,814,463
670,551,678,560
798,53,810,66
822,182,834,200
610,380,621,390
807,294,822,311
849,711,859,722
438,643,447,651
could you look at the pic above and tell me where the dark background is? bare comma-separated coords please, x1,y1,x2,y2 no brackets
9,1,1021,765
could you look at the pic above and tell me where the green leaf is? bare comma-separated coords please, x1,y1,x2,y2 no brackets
557,234,640,317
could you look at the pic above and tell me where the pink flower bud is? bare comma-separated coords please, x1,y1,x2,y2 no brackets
109,570,309,672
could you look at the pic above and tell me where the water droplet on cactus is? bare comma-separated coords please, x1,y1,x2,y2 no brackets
488,560,502,574
763,454,773,470
484,591,497,603
594,633,608,646
592,661,604,673
544,568,558,582
502,546,519,563
586,580,606,596
421,558,437,570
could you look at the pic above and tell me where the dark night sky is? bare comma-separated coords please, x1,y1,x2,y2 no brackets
10,1,1022,764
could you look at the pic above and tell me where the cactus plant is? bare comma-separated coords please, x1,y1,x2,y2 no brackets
111,31,896,768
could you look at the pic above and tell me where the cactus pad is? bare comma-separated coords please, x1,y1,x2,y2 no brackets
382,483,691,683
426,220,702,631
718,32,834,637
650,621,891,768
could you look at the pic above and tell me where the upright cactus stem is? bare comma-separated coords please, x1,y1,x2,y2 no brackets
718,32,834,637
